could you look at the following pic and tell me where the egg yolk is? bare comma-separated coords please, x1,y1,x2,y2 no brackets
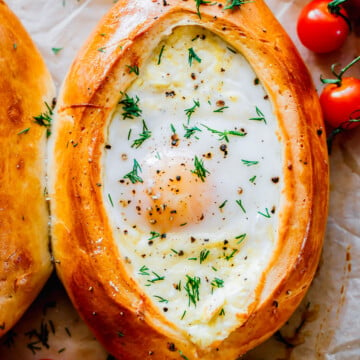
133,156,211,233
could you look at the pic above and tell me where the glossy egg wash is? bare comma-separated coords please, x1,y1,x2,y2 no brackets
102,26,283,348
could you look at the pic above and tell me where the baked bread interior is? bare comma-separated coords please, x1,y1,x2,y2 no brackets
49,0,329,358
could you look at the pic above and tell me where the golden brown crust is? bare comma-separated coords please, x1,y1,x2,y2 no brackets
49,0,329,358
0,1,54,337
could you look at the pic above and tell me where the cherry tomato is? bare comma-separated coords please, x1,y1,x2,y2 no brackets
320,77,360,129
297,0,350,53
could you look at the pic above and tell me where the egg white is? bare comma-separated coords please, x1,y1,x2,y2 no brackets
102,26,282,347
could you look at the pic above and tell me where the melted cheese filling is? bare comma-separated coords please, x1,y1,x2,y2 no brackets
103,26,283,348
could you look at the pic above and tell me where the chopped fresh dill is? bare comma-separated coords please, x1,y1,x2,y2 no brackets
148,231,161,241
191,155,210,182
184,275,201,307
225,249,238,261
157,44,165,65
183,125,202,139
194,0,212,19
126,64,140,75
224,0,250,10
123,159,143,183
147,272,165,284
51,47,63,54
219,308,225,316
139,265,150,276
108,193,114,207
17,128,30,135
170,123,177,134
235,233,247,244
213,106,229,113
226,46,237,53
202,124,246,142
119,93,142,119
211,277,224,288
184,99,200,123
249,106,267,124
188,47,202,66
236,199,246,213
33,102,53,137
131,120,151,148
249,175,257,183
258,208,271,218
199,249,210,264
219,200,228,209
180,310,187,320
241,159,259,166
154,295,169,303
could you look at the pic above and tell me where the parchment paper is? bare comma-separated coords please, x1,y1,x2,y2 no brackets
1,1,359,359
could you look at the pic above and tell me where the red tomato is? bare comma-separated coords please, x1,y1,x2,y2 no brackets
320,77,360,129
297,0,350,53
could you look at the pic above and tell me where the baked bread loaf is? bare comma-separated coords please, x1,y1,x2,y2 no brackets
0,1,54,336
49,0,329,358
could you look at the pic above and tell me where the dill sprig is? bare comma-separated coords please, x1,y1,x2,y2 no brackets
194,0,212,18
131,120,151,148
236,199,246,213
184,275,201,307
225,0,251,10
191,156,210,182
184,100,200,123
126,64,140,75
183,125,202,139
139,265,150,276
249,106,267,124
154,295,169,303
211,277,224,288
241,159,259,166
119,93,142,119
188,47,202,66
33,102,53,137
147,271,165,284
213,106,229,113
199,249,210,264
202,124,246,142
224,249,238,261
235,233,247,244
123,159,143,183
258,208,271,218
148,231,161,241
157,44,165,65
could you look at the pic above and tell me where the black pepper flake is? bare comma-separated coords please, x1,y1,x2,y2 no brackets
317,129,323,136
176,176,181,181
167,342,177,351
178,250,184,256
190,237,196,243
271,177,279,183
148,240,154,246
264,95,269,100
191,73,196,80
220,144,228,157
105,144,112,149
271,206,276,214
163,307,168,312
165,90,176,97
162,0,168,5
254,78,260,85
